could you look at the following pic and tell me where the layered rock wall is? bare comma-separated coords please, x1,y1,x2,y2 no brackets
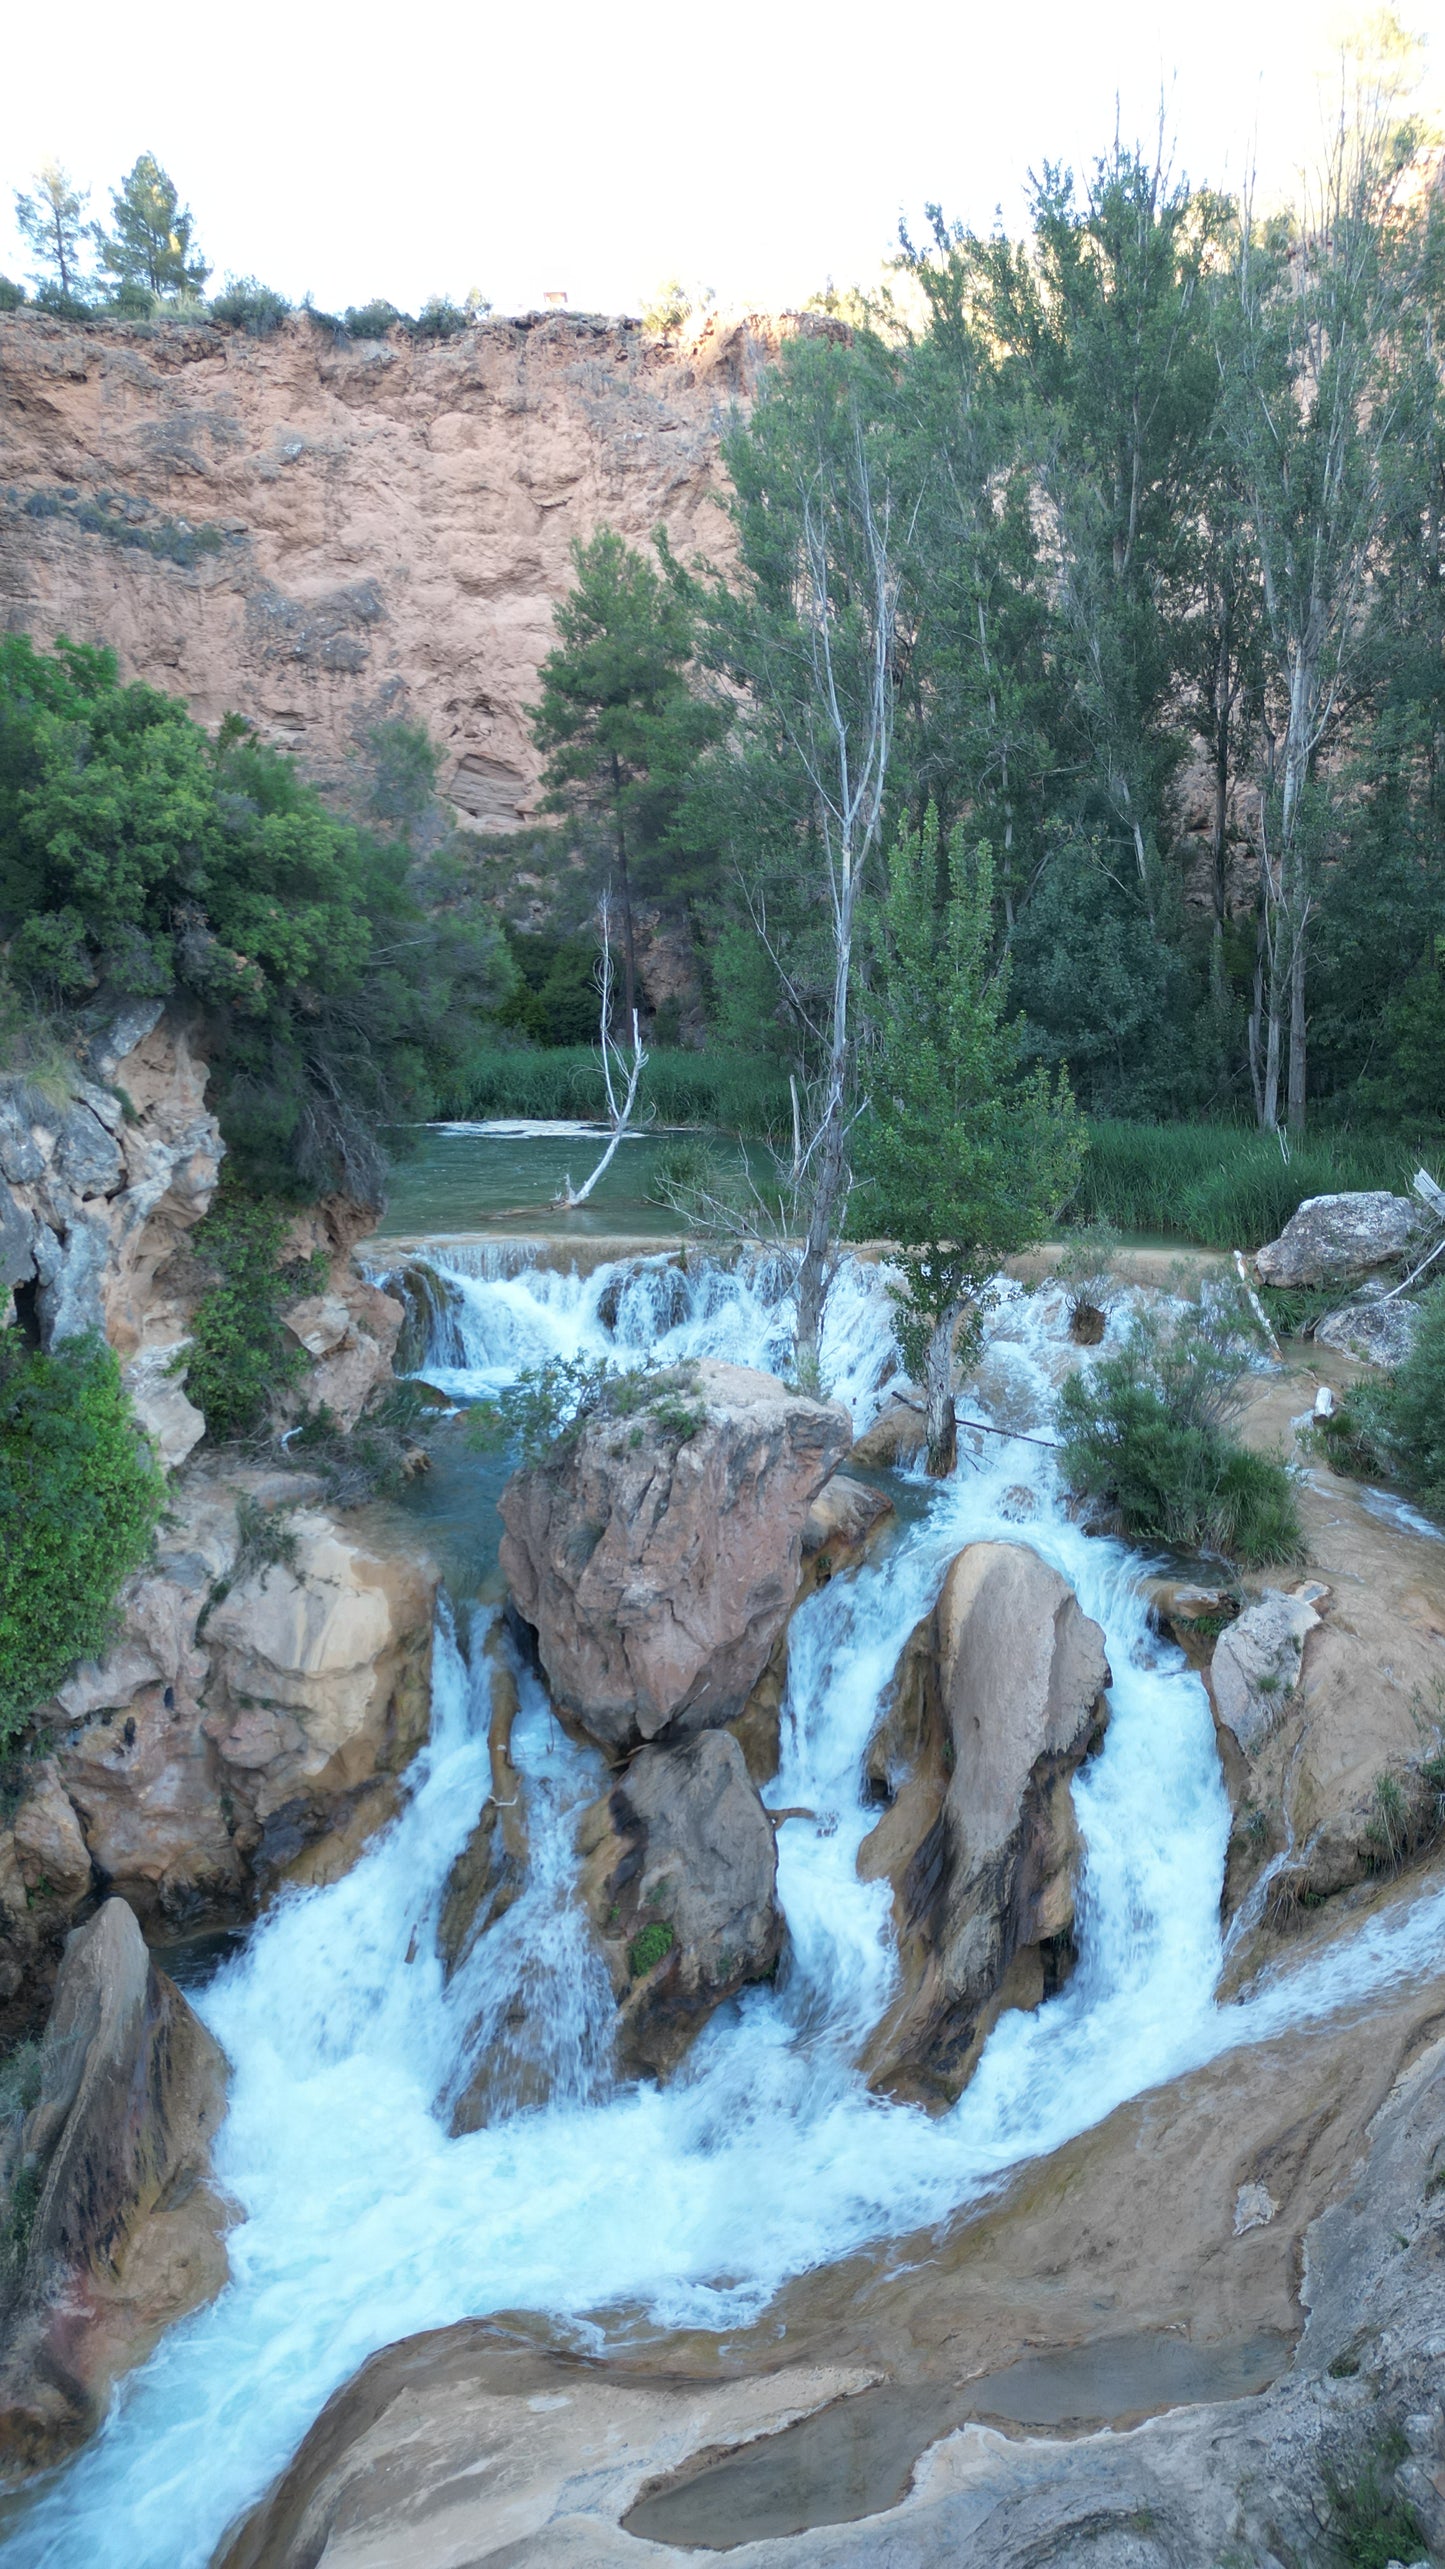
0,308,836,828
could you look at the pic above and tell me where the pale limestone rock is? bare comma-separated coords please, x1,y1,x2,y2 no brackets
1210,1586,1324,1756
1315,1295,1422,1368
122,1344,205,1468
0,1900,229,2477
849,1400,928,1470
577,1729,784,2082
500,1362,850,1755
1255,1191,1423,1289
860,1541,1110,2106
8,1764,91,1905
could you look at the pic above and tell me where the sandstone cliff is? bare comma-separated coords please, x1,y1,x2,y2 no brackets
0,307,835,828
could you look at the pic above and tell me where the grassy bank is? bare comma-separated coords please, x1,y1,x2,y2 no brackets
439,1052,1440,1251
444,1047,791,1138
1072,1120,1440,1249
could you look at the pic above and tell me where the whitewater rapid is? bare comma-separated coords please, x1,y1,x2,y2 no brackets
10,1248,1445,2569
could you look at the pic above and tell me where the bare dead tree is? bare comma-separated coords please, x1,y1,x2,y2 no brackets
556,894,648,1210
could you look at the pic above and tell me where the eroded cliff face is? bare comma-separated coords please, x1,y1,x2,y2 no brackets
0,307,833,826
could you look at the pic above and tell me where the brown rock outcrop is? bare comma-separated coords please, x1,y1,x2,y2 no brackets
859,1542,1110,2106
0,1897,229,2476
0,307,840,828
278,1196,404,1432
499,1362,850,1756
0,1475,440,2011
577,1729,784,2080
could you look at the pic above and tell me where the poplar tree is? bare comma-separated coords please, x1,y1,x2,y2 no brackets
857,807,1083,1475
95,154,209,300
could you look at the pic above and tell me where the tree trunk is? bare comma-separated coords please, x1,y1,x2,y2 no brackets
1262,980,1282,1134
1248,905,1267,1128
794,1090,848,1392
1287,934,1308,1136
924,1311,958,1478
610,754,639,1029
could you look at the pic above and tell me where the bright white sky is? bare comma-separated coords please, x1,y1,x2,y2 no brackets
2,0,1441,319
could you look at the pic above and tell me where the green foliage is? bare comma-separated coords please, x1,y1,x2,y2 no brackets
496,928,602,1046
365,719,439,835
286,1380,440,1507
344,300,402,339
411,296,471,340
858,808,1083,1355
1056,1295,1303,1564
210,277,291,337
531,530,725,998
466,1357,705,1467
0,1334,164,1741
14,162,90,301
0,635,511,1193
1323,2453,1424,2569
1069,1120,1429,1246
628,1918,676,1977
95,154,208,301
0,278,25,312
180,1191,320,1444
1323,1282,1445,1510
445,1044,790,1137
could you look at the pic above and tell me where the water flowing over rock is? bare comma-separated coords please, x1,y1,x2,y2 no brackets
859,1541,1110,2106
0,1899,229,2478
578,1728,784,2079
499,1362,851,1755
1254,1192,1424,1289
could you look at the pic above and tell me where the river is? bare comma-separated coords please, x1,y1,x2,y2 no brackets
8,1232,1445,2567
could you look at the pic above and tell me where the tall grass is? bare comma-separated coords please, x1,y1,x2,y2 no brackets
1073,1120,1439,1249
444,1047,791,1139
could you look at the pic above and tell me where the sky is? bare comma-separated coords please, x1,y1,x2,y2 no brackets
1,0,1441,320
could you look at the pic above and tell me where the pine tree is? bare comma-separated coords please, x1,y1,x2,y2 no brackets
530,530,720,1027
95,154,209,301
14,162,90,301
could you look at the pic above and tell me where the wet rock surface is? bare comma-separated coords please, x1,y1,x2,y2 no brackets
499,1361,850,1755
578,1728,783,2079
0,1898,229,2478
859,1541,1110,2105
215,1978,1445,2568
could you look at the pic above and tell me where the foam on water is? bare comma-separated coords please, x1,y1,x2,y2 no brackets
10,1252,1445,2569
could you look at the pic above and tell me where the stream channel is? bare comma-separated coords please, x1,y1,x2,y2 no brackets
10,1167,1445,2565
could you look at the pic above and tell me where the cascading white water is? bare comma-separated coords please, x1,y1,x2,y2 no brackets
10,1249,1445,2569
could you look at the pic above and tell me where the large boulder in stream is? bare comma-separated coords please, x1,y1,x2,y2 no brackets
0,1898,230,2476
499,1362,850,1756
1254,1191,1424,1289
578,1730,784,2079
859,1541,1110,2107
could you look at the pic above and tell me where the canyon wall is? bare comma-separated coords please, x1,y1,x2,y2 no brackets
0,307,834,828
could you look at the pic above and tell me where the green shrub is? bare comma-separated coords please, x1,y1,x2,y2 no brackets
210,277,291,337
1321,1281,1445,1510
1324,2454,1423,2569
467,1356,705,1467
0,1334,164,1741
411,297,470,341
1056,1296,1303,1565
344,300,402,339
0,278,26,312
181,1191,321,1444
628,1919,676,1977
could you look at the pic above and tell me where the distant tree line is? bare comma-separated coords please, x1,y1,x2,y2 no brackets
4,151,487,336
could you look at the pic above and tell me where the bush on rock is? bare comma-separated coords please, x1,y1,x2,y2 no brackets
0,1334,163,1740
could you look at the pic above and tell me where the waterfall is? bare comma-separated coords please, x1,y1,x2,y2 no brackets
10,1249,1445,2569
